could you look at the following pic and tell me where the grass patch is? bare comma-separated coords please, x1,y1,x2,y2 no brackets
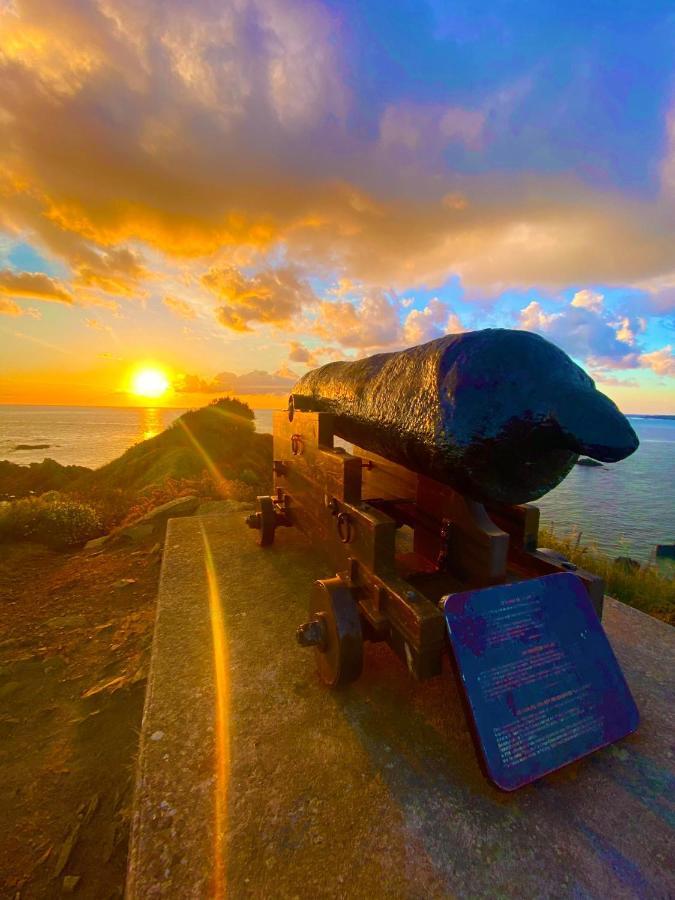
75,396,271,496
538,525,674,625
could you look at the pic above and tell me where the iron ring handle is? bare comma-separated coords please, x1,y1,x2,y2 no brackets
336,511,353,544
291,433,303,455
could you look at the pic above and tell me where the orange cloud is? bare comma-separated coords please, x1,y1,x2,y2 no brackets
75,247,149,297
0,268,73,303
0,297,21,316
286,340,343,368
203,265,315,331
312,291,400,348
639,345,675,377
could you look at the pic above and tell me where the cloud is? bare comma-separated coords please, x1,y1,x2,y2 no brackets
174,368,297,393
163,295,197,320
274,364,298,379
173,373,233,394
639,345,675,377
611,315,642,346
75,247,149,297
518,298,636,365
0,0,674,308
287,339,343,368
518,300,562,331
378,101,485,156
402,297,463,344
590,372,639,388
288,340,317,367
631,272,675,314
84,317,113,335
307,290,466,353
0,297,21,315
518,295,674,376
313,290,401,349
0,268,73,304
571,289,603,312
203,265,315,331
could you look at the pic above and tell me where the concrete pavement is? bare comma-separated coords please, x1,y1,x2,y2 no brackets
127,511,675,899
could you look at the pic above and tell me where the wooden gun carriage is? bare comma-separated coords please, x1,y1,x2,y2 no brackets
246,408,604,689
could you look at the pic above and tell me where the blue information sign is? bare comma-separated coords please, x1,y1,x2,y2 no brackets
443,573,639,791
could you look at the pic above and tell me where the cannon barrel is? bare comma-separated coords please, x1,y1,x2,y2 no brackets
290,329,639,506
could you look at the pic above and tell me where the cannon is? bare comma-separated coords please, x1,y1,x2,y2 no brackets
289,328,638,506
246,329,640,789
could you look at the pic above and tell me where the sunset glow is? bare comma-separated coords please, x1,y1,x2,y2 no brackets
130,367,171,400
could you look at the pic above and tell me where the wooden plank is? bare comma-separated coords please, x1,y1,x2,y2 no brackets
354,445,418,502
273,409,335,460
486,502,540,552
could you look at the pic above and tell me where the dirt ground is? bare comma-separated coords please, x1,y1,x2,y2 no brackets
0,537,160,898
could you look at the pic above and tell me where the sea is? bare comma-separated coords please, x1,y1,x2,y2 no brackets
1,404,673,566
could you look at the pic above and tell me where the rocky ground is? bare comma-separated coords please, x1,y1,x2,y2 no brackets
0,536,160,898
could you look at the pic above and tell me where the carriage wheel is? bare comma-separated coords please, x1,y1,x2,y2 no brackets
297,577,363,688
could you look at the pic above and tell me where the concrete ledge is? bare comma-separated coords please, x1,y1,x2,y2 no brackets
127,512,675,899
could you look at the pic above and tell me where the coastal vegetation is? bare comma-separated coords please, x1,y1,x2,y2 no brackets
0,397,271,541
0,496,103,549
539,525,674,625
0,458,90,499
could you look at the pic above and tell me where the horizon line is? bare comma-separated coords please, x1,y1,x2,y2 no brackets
0,401,674,418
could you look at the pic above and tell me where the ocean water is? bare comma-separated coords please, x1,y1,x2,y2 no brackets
0,405,189,471
1,405,673,563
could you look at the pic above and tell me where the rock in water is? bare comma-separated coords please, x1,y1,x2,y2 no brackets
290,329,639,506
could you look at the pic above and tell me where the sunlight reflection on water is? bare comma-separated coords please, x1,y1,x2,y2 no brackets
140,407,163,442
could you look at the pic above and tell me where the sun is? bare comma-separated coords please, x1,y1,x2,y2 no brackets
130,366,170,399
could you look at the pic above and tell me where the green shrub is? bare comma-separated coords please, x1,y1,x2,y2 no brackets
0,497,103,549
538,525,674,625
71,485,137,532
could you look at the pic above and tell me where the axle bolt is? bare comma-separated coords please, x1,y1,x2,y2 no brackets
296,617,327,648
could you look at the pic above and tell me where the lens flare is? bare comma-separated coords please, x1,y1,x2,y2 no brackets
177,418,231,496
200,521,230,899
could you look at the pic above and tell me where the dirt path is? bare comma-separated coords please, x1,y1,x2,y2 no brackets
0,538,160,898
